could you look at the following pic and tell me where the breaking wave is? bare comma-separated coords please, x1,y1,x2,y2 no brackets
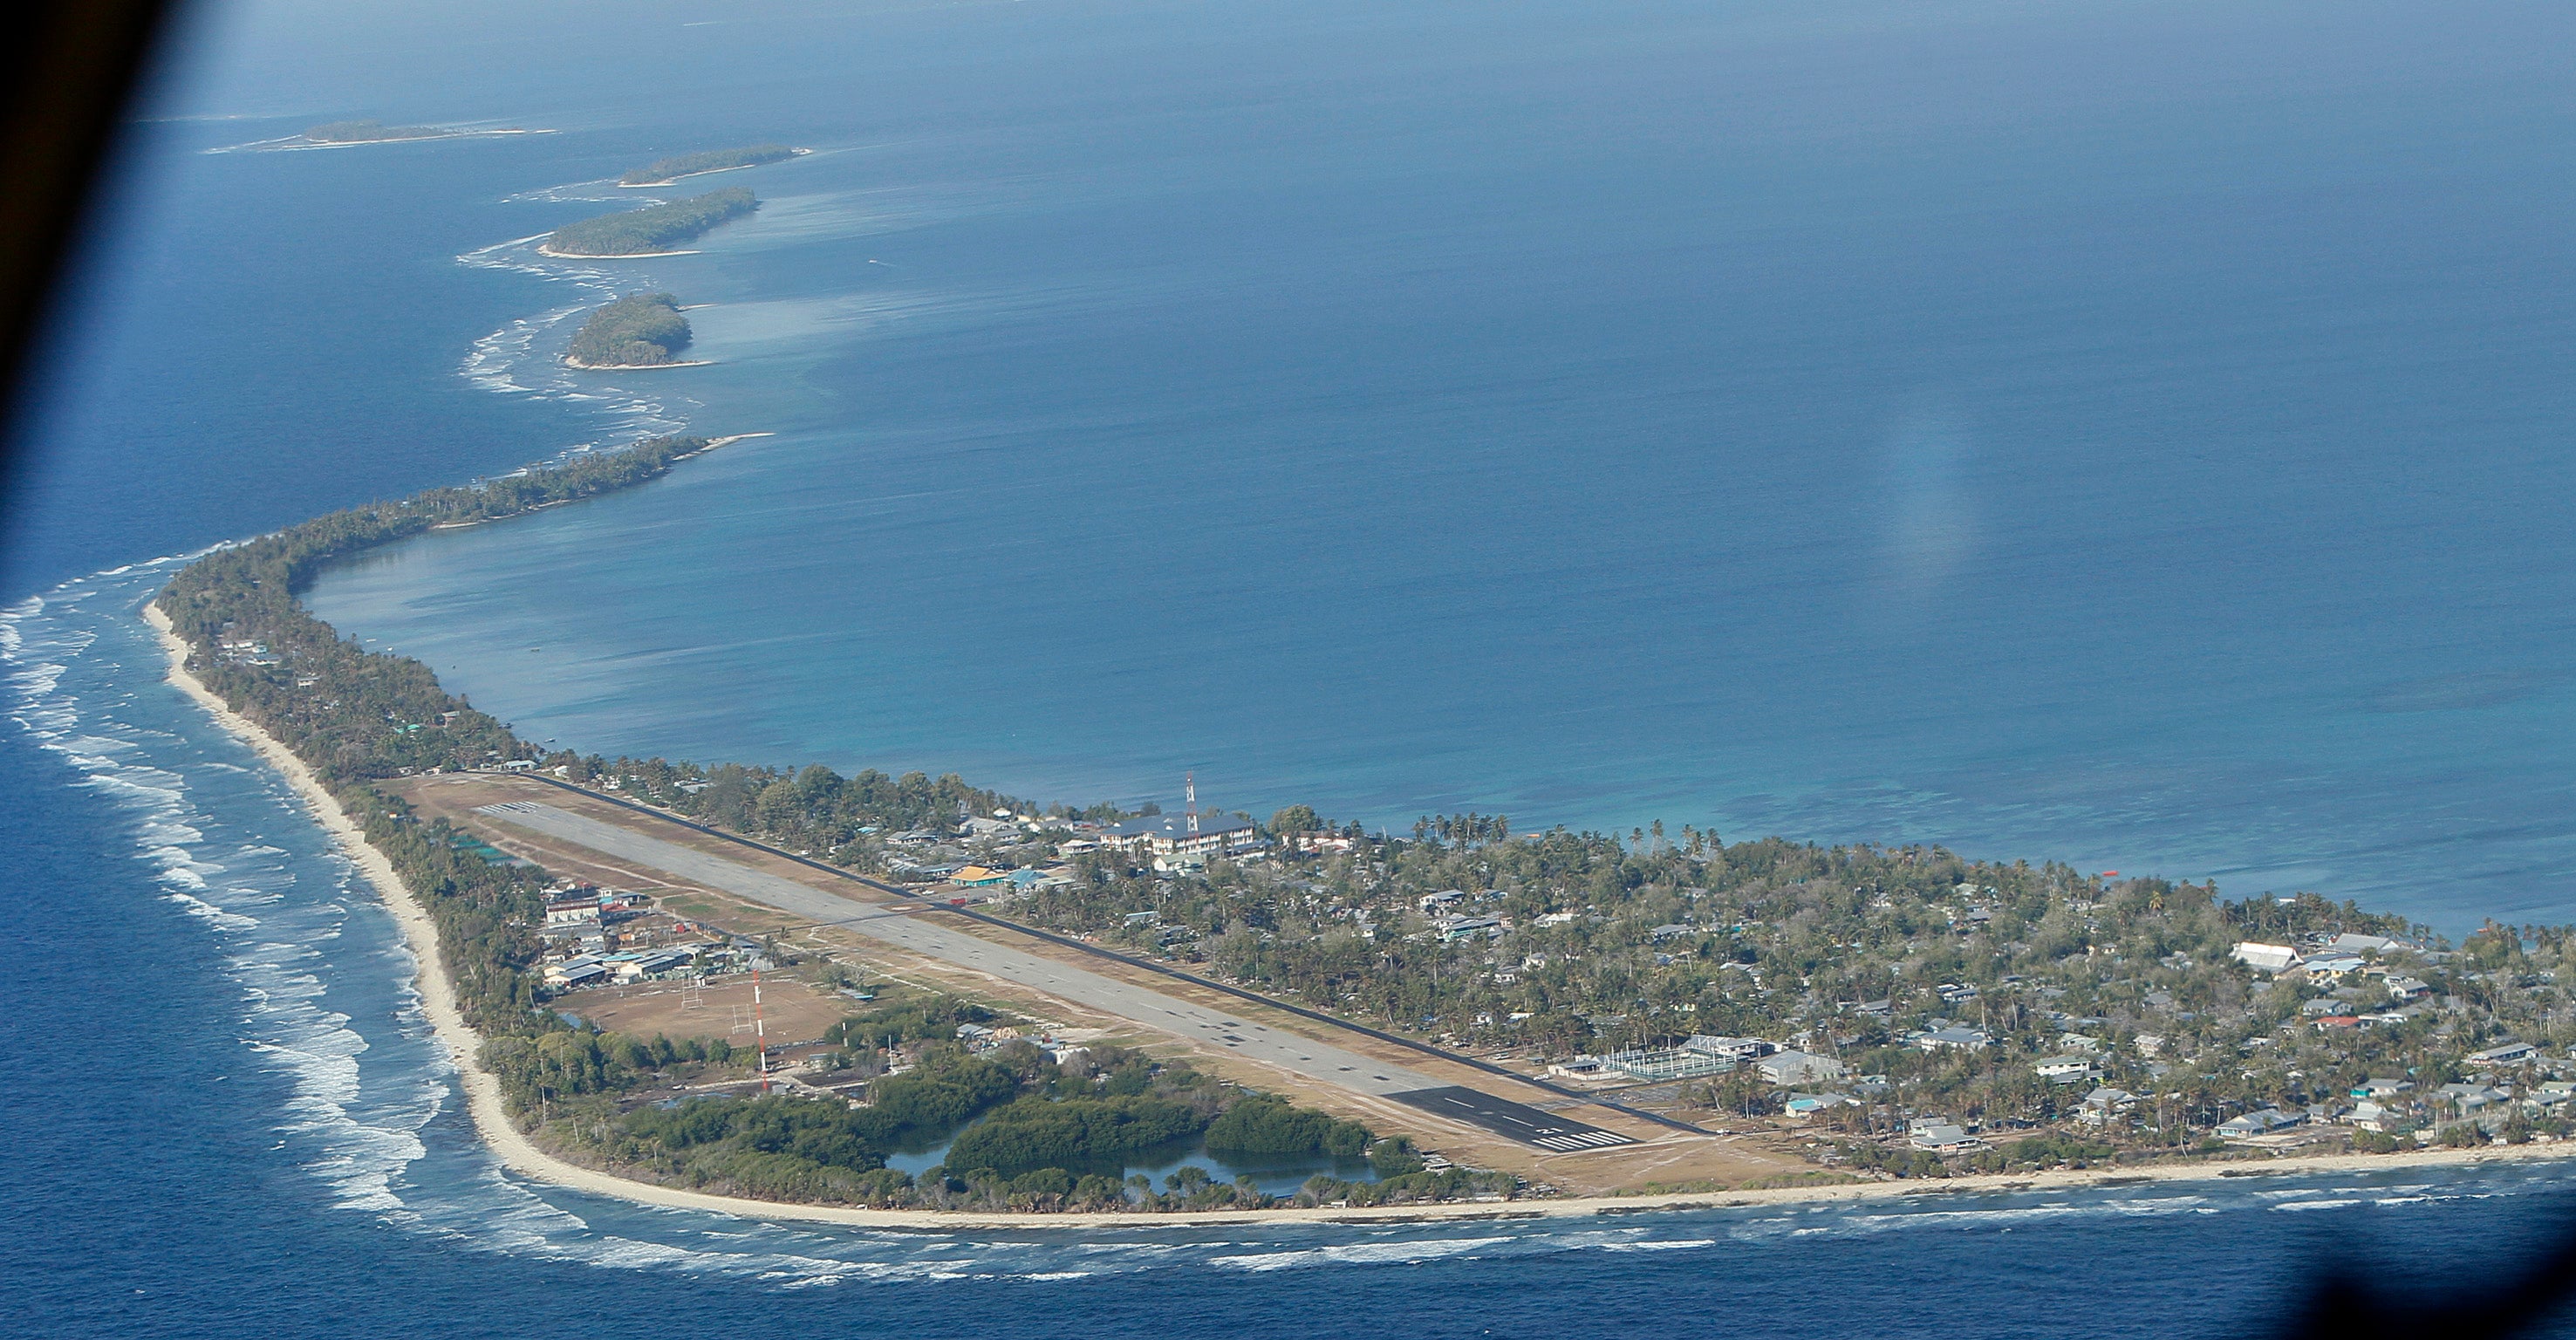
14,562,2576,1287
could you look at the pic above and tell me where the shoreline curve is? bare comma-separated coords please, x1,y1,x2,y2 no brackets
140,605,2576,1230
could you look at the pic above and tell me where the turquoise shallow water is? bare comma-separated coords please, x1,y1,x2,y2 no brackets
10,2,2576,1335
281,0,2576,933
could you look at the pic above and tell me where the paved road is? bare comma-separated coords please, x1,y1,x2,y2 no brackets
482,801,1449,1097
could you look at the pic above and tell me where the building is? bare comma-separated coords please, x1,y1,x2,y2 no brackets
2217,1108,2306,1139
2078,1087,2136,1125
2324,933,2402,956
1545,1056,1622,1084
543,959,610,989
2303,954,2367,981
1683,1035,1774,1063
947,865,1014,887
1755,1049,1846,1087
1418,890,1470,913
1911,1123,1979,1152
2034,1055,2099,1084
1602,1048,1733,1082
1917,1026,1992,1053
2231,942,2302,974
2467,1041,2538,1069
1434,915,1503,942
1783,1092,1856,1119
2436,1083,2505,1113
1104,811,1261,866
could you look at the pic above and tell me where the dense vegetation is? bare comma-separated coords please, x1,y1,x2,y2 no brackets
568,293,693,367
153,416,2576,1200
545,188,757,256
153,436,713,1052
943,1094,1206,1179
1203,1095,1372,1158
621,144,795,185
304,120,448,143
150,462,1408,1210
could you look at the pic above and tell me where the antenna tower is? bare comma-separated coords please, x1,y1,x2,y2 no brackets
752,965,770,1092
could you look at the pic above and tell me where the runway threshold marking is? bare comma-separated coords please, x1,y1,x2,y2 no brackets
1385,1086,1636,1152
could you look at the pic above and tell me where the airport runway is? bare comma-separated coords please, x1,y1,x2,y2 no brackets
1386,1087,1636,1152
482,801,1451,1097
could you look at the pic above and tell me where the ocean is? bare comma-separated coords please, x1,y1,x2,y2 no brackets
9,1,2576,1334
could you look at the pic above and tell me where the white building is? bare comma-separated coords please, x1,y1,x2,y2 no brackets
1105,811,1261,866
2231,942,2302,974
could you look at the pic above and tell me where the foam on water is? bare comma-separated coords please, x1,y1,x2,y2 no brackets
17,561,2576,1289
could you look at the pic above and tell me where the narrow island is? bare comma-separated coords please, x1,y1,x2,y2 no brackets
147,434,2576,1225
566,294,706,370
304,120,456,145
542,188,758,258
620,144,803,187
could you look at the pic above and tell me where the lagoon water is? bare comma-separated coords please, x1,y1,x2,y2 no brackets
13,1,2576,1334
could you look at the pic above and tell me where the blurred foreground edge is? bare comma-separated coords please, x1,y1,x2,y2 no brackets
1,3,2575,1337
0,0,179,516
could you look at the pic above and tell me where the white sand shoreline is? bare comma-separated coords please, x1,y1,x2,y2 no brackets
564,356,715,371
141,602,2576,1230
617,151,808,188
536,243,700,259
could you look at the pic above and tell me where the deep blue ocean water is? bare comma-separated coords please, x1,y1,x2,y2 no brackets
12,2,2576,1335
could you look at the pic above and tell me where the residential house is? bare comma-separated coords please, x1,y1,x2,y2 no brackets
2231,942,2303,974
2034,1055,2100,1084
1783,1092,1856,1119
1910,1123,1979,1152
2217,1108,2306,1139
2467,1041,2538,1069
2078,1087,2137,1125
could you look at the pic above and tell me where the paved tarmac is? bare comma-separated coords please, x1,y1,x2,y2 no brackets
481,801,1449,1097
1388,1086,1634,1152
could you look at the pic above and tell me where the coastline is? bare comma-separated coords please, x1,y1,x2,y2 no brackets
536,243,700,259
142,601,2576,1228
564,356,715,371
618,147,812,188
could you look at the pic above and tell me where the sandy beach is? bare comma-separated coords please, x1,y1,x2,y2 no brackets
143,602,2576,1230
536,243,700,258
618,147,812,187
563,356,715,371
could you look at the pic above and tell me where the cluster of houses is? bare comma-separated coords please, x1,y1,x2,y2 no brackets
883,805,1271,885
534,880,733,993
2229,934,2436,1015
1548,1034,1862,1110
